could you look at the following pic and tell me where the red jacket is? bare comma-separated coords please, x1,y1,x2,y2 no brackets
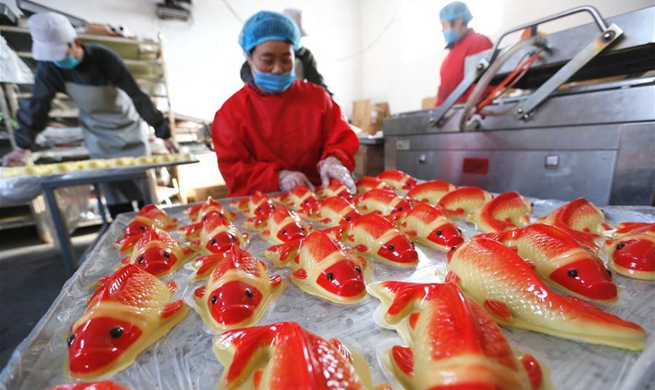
212,80,359,197
436,29,493,106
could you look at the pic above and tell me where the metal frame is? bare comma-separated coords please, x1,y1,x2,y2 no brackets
41,171,154,275
430,5,623,127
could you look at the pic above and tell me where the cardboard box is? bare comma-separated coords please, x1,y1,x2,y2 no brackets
422,96,437,109
190,185,229,203
352,100,390,136
354,144,385,177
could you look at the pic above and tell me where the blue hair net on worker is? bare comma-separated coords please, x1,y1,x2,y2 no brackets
439,1,473,24
239,11,301,53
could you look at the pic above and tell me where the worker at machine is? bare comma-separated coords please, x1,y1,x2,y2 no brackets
435,1,492,106
239,8,332,95
1,12,177,218
212,11,358,197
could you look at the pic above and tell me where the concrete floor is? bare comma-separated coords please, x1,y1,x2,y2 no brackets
0,225,99,369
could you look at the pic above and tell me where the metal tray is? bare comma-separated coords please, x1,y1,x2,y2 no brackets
1,197,653,389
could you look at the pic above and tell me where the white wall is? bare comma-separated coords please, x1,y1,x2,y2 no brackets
33,0,362,121
31,0,654,119
359,0,655,114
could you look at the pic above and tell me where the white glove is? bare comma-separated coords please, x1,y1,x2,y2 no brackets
278,170,315,192
2,148,31,167
317,156,356,194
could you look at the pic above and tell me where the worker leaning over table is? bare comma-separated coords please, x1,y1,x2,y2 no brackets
435,1,493,106
212,11,359,197
1,12,178,218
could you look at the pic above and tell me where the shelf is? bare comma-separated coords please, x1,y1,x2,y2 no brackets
0,25,161,46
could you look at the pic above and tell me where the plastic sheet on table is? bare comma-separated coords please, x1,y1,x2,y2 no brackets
1,197,654,390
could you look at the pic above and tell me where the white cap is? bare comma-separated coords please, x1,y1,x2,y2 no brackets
283,8,307,37
27,12,77,62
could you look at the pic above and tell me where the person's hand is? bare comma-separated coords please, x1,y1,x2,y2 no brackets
161,138,179,154
278,170,315,192
317,156,356,194
2,148,31,167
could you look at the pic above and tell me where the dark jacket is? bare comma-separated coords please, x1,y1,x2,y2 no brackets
15,43,169,149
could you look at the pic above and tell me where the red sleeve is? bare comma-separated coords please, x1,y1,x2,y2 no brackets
468,35,493,56
211,105,281,197
320,97,360,172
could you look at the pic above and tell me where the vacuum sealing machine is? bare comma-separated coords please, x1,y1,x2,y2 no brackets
383,6,655,206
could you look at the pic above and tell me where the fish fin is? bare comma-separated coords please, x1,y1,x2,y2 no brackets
520,353,543,390
261,229,271,237
179,222,202,238
161,300,184,319
509,245,519,253
166,280,178,293
258,260,268,271
524,260,537,271
269,274,283,289
408,312,420,329
401,221,408,228
253,369,264,388
484,299,513,321
194,286,206,299
292,268,308,280
329,338,353,362
190,239,201,248
116,235,140,253
182,246,194,258
120,257,130,265
194,255,222,279
185,204,202,218
391,345,414,376
405,229,418,237
351,244,369,253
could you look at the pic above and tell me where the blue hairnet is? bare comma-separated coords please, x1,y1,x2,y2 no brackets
239,11,301,52
440,1,473,24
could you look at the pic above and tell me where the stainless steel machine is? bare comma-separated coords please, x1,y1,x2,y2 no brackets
383,6,655,206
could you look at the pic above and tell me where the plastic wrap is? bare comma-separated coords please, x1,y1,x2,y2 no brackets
0,36,34,84
1,197,654,390
30,186,90,243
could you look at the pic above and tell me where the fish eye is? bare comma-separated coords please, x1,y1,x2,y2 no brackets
245,288,253,298
345,216,351,221
211,238,217,245
257,207,261,212
355,266,362,273
568,269,578,278
211,295,217,304
606,269,612,277
163,251,170,258
450,246,458,251
138,256,144,264
436,230,442,236
327,273,334,281
397,206,403,211
281,229,287,235
301,226,306,231
387,244,394,251
616,243,625,250
109,327,123,338
67,334,75,347
139,225,146,231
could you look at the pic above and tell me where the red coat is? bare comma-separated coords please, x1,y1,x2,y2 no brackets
436,29,493,106
212,81,359,197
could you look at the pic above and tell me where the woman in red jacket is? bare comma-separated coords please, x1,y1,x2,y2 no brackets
212,11,358,197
